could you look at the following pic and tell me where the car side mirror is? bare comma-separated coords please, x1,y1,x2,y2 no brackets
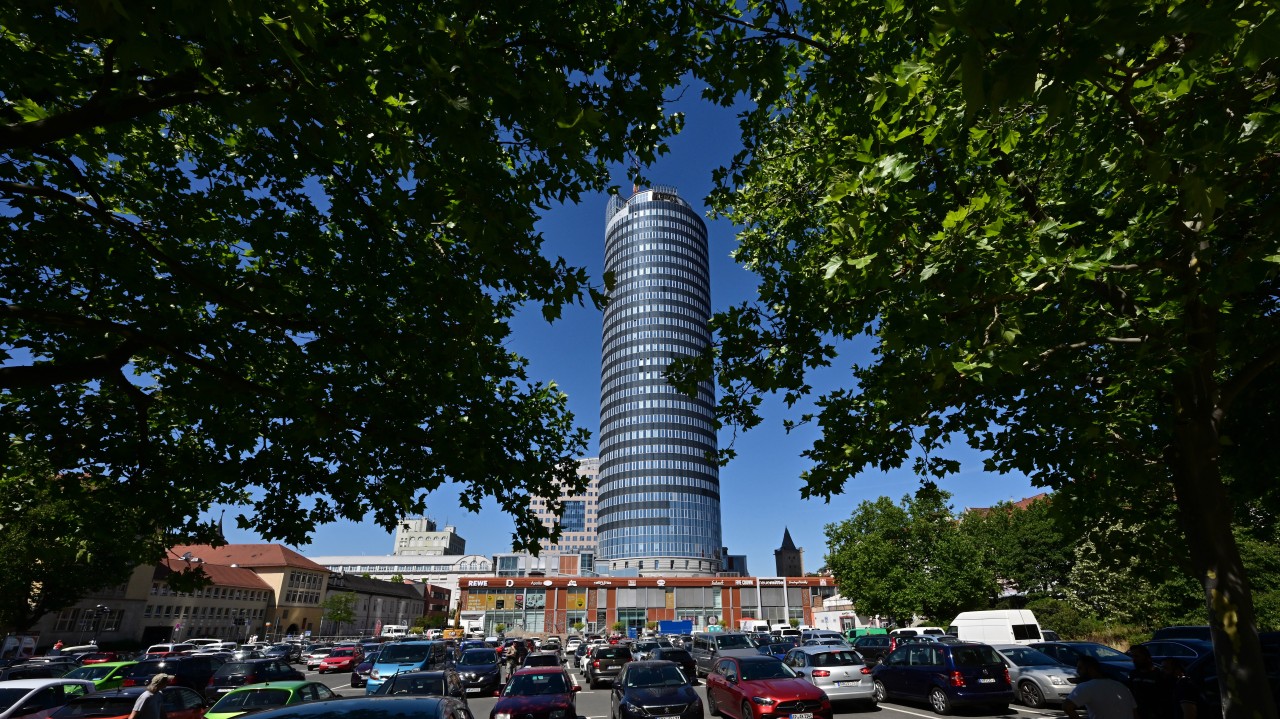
728,676,738,684
572,685,581,693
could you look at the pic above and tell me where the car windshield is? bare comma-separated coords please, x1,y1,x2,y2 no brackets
1001,648,1062,667
658,650,691,661
809,651,862,667
378,675,445,696
1075,644,1130,661
526,655,559,666
715,635,753,650
209,689,291,711
125,662,167,678
460,650,497,665
66,666,115,680
506,673,570,696
951,646,1005,666
742,661,797,681
329,649,355,658
50,696,134,718
626,665,687,687
379,645,432,663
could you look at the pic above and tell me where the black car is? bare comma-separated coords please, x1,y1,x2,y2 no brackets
1133,639,1215,667
649,648,697,685
205,658,305,702
1029,641,1134,683
522,652,561,669
122,656,223,692
610,661,701,719
237,696,473,719
371,669,466,704
585,646,632,689
351,649,380,690
455,648,502,697
872,642,1014,713
851,635,891,663
264,644,301,663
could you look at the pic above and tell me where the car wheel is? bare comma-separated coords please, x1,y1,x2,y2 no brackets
707,689,720,716
872,680,887,704
928,688,953,715
741,701,754,719
1019,680,1045,708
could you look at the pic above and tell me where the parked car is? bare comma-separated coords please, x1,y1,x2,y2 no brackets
143,644,196,659
1151,626,1212,641
1029,642,1134,683
649,648,696,684
1133,639,1215,667
690,634,760,678
350,650,380,690
455,649,502,697
262,646,296,664
585,646,632,689
705,655,831,719
522,653,561,669
490,668,577,719
245,697,472,719
0,666,68,683
303,648,332,671
75,654,121,666
754,643,794,662
317,648,361,675
204,681,338,719
62,662,137,691
121,656,223,692
366,641,451,695
0,679,97,719
205,659,305,703
49,685,205,719
783,646,875,709
610,661,702,719
871,641,1014,714
851,635,891,664
989,644,1077,708
229,649,264,661
370,670,465,704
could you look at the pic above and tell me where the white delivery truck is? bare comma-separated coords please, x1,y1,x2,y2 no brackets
947,610,1044,645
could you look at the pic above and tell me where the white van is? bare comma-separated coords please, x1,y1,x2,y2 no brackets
740,620,771,634
947,610,1043,645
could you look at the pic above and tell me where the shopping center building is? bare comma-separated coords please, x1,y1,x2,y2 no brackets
456,575,836,637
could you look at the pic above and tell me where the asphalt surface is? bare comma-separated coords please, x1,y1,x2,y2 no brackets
297,658,1074,719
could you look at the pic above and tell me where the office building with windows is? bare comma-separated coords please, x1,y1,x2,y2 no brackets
530,457,600,556
599,186,721,576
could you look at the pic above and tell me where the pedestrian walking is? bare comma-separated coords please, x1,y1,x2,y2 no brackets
1065,656,1139,719
503,641,517,679
1129,645,1175,719
1162,659,1201,719
127,673,173,719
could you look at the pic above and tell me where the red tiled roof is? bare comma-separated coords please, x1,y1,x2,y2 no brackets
965,493,1050,516
170,544,329,572
156,559,271,589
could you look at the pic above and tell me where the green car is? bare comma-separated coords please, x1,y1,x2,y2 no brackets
204,681,339,719
63,661,138,690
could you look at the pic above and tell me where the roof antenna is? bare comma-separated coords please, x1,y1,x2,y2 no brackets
630,152,641,195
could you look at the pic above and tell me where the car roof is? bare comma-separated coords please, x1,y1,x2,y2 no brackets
74,661,136,668
223,680,310,691
0,679,95,689
512,667,567,676
1144,639,1214,647
791,645,858,655
244,696,455,719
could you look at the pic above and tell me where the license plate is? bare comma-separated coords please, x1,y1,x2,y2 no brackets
979,678,995,684
791,714,813,719
833,681,855,687
466,687,482,693
658,716,679,719
217,689,232,693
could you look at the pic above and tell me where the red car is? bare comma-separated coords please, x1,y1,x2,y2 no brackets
79,652,121,665
318,646,362,674
706,655,832,719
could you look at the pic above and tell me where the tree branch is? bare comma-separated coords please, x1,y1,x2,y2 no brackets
1025,335,1151,370
709,12,841,57
1221,343,1280,412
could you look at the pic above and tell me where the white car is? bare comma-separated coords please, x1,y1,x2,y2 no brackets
0,679,97,719
304,647,333,670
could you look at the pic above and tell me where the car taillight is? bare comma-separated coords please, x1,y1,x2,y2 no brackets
1003,667,1011,685
593,661,600,668
123,678,137,687
245,674,257,684
859,667,872,675
811,670,831,677
949,671,965,687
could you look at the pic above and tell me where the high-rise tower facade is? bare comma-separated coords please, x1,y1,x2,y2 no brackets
598,186,721,576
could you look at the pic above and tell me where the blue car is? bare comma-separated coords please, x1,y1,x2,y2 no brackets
365,641,452,694
756,642,797,661
871,641,1014,713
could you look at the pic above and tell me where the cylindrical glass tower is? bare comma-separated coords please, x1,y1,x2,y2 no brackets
598,186,721,576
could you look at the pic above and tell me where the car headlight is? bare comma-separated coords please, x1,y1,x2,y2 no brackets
494,713,512,719
751,697,776,706
370,669,380,680
1048,675,1070,686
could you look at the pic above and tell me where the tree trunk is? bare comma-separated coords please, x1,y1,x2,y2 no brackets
1171,367,1278,719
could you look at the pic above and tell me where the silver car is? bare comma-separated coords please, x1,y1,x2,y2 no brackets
783,645,876,708
990,643,1077,708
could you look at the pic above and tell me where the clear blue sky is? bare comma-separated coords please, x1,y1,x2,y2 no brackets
225,81,1038,570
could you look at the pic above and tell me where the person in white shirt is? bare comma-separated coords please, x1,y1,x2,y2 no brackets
1065,656,1139,719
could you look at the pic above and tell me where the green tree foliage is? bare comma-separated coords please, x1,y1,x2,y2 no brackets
320,592,357,632
825,486,992,624
959,497,1073,599
389,574,404,585
685,2,1280,714
0,0,717,617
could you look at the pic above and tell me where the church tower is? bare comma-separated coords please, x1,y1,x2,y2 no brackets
774,527,805,577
